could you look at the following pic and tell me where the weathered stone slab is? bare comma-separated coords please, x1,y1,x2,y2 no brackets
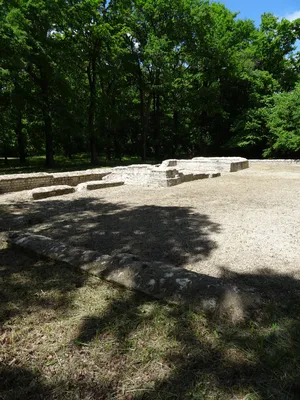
9,232,109,269
161,157,249,172
103,165,181,187
104,165,153,185
31,185,75,200
178,171,221,183
8,232,259,320
76,180,124,191
8,232,221,309
192,157,249,172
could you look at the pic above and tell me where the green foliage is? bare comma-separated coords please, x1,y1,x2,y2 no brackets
1,0,300,164
266,84,300,157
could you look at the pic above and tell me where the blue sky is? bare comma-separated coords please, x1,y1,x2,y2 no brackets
221,0,300,25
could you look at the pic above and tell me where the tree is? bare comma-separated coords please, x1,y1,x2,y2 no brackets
266,84,300,157
1,0,300,165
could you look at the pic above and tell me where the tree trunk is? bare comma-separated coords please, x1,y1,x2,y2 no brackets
172,110,179,157
87,51,98,165
13,80,26,164
40,69,54,168
199,111,209,156
105,140,111,161
44,111,54,167
138,62,150,162
16,110,26,163
154,93,161,160
139,86,147,161
114,129,122,161
139,92,152,161
3,144,8,165
64,143,72,159
144,94,152,161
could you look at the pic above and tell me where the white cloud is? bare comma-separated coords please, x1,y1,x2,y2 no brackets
284,10,300,22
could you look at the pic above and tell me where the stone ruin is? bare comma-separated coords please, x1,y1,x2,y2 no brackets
103,157,248,187
0,157,249,199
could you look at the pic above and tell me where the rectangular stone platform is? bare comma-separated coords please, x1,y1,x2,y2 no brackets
103,165,181,187
103,164,221,187
161,157,249,172
31,185,75,200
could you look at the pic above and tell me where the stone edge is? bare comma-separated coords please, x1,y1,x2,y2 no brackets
7,232,260,320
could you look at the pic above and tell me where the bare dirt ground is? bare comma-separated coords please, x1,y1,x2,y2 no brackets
1,162,300,281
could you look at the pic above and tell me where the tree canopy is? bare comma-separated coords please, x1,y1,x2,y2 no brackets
1,0,300,166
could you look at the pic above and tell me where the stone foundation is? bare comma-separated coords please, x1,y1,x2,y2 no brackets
0,157,249,194
161,157,249,172
103,165,183,187
0,169,110,194
103,164,221,187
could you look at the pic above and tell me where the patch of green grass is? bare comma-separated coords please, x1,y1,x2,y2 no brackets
1,243,300,399
0,154,154,175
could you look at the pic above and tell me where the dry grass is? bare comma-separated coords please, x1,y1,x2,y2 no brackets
1,240,300,400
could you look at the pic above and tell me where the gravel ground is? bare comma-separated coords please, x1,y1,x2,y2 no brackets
1,162,300,280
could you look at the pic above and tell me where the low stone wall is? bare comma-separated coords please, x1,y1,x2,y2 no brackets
0,173,51,194
8,232,261,323
0,169,110,194
250,159,300,164
8,232,221,307
8,232,260,320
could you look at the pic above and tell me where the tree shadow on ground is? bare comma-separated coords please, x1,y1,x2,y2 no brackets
0,244,86,325
0,365,115,400
74,268,300,400
2,198,300,398
1,198,221,399
1,197,221,267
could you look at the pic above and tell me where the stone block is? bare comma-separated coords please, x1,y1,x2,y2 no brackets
9,232,261,321
192,157,249,172
161,159,178,167
76,180,124,191
31,185,75,200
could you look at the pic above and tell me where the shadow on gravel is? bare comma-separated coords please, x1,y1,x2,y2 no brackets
1,197,221,267
2,198,300,399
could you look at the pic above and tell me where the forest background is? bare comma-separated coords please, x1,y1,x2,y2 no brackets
1,0,300,168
